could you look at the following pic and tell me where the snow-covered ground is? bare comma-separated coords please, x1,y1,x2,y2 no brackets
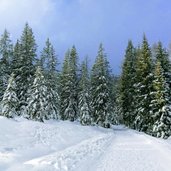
1,116,171,171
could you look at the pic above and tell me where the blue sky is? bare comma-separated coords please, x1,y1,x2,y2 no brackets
0,0,171,74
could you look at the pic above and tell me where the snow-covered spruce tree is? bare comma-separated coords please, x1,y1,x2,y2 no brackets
40,38,59,117
59,46,79,121
134,35,154,132
119,40,136,127
151,61,171,138
155,42,171,77
11,40,23,114
64,46,79,121
154,42,171,101
15,23,37,113
40,38,50,70
40,38,58,72
0,30,13,100
1,73,18,118
59,50,70,120
91,44,111,128
11,40,21,74
78,58,91,125
27,66,58,121
111,75,121,125
104,56,115,124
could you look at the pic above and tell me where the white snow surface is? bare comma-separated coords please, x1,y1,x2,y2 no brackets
0,116,171,171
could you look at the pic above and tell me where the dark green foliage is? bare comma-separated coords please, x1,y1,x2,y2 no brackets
133,36,154,132
154,42,171,100
154,42,171,75
65,46,79,121
109,75,120,125
15,23,37,112
59,50,69,120
59,47,79,121
119,40,136,127
12,40,21,73
91,44,111,128
78,58,91,125
59,50,70,120
151,61,171,138
40,38,59,116
119,35,171,139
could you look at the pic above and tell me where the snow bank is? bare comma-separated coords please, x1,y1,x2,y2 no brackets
1,116,171,171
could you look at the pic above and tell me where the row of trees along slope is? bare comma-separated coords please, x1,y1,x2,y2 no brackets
119,35,171,139
0,23,118,128
1,23,171,139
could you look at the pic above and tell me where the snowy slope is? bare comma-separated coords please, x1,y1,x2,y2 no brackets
0,116,171,171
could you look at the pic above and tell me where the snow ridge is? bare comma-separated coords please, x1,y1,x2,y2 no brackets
25,133,113,171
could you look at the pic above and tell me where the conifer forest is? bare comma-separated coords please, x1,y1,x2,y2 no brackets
0,23,171,140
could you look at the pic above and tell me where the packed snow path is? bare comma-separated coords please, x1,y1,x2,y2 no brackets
0,117,171,171
90,128,171,171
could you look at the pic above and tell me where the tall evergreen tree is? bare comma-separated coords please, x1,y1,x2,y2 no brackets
104,55,115,124
91,44,111,128
0,30,13,100
155,42,171,75
134,35,154,132
119,40,136,127
40,38,57,71
59,47,79,121
1,73,18,118
154,42,171,100
27,66,58,121
15,23,37,112
64,46,79,121
59,50,71,120
78,58,91,125
151,61,171,138
40,38,59,116
11,40,21,73
110,75,120,125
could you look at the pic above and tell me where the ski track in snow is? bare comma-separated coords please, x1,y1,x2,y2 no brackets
25,133,113,171
25,127,171,171
1,117,171,171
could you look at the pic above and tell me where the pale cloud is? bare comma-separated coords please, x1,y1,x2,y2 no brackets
0,0,56,40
